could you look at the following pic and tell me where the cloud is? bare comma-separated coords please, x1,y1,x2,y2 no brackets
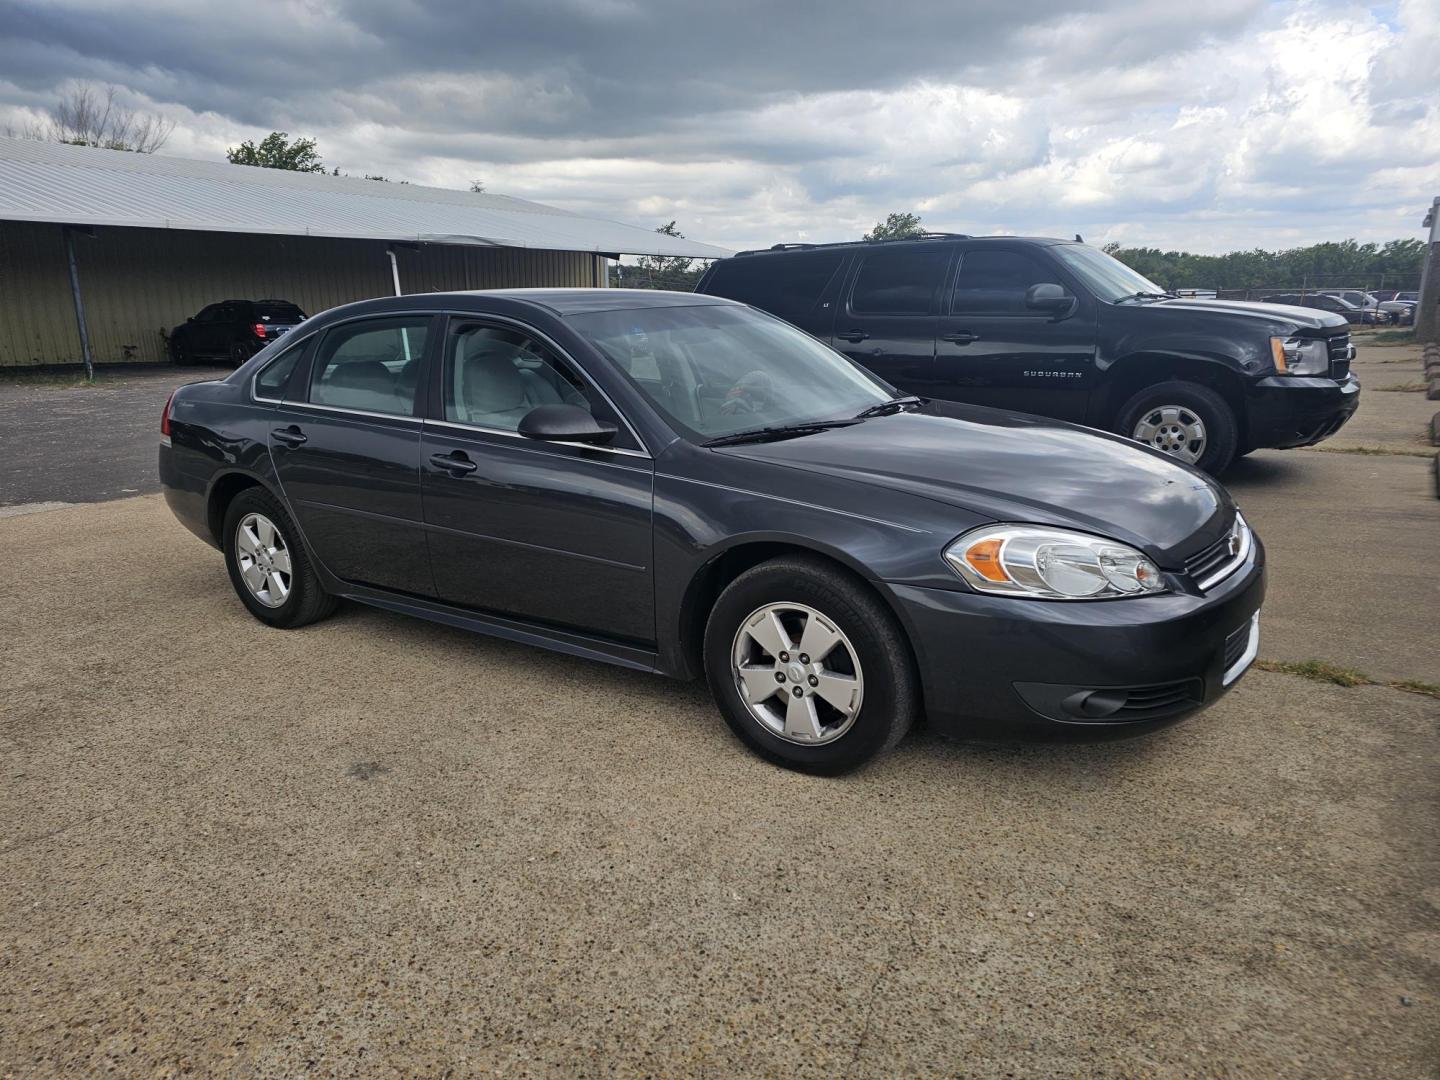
0,0,1434,252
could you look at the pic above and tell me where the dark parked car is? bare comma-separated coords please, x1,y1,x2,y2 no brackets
697,237,1360,474
1264,292,1386,326
169,299,307,366
160,290,1265,774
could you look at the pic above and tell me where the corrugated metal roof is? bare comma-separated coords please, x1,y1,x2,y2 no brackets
0,136,729,259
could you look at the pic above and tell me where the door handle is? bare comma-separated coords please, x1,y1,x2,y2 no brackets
941,331,978,345
836,329,871,343
271,425,307,447
430,450,478,476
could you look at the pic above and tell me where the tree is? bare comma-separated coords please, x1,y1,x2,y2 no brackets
226,132,326,173
613,221,707,291
41,82,173,153
864,211,924,241
469,179,486,193
1103,239,1427,292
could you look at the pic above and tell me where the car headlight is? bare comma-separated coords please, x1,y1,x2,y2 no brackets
944,525,1166,600
1270,336,1329,375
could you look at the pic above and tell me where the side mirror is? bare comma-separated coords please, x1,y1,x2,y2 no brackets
1026,283,1074,317
517,403,617,445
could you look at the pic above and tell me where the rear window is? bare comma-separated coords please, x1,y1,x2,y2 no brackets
702,252,844,325
255,303,305,322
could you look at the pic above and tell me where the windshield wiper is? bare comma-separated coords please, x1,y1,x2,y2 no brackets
702,419,859,447
1114,290,1178,304
854,395,927,419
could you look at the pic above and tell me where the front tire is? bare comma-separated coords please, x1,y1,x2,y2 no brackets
703,556,918,774
1117,380,1238,475
222,488,336,628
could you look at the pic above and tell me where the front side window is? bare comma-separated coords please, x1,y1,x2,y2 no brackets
849,249,948,315
442,324,635,447
569,303,892,441
951,250,1068,315
309,317,428,416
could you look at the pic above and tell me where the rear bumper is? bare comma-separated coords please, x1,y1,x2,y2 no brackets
888,544,1266,741
1244,374,1360,451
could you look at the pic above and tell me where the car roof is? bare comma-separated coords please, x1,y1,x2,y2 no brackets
731,235,1071,258
310,288,740,323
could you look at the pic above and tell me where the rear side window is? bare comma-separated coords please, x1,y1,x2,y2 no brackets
850,249,948,315
703,252,844,325
310,317,429,416
951,250,1064,315
254,339,307,399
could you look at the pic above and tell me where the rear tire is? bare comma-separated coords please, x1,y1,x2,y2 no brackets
703,556,918,774
222,487,336,629
1117,380,1238,475
229,341,254,368
168,337,188,366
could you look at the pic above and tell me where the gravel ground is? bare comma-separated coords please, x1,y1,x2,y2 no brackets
1,496,1436,1078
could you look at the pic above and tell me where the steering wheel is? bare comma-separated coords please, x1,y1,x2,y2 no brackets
720,370,775,415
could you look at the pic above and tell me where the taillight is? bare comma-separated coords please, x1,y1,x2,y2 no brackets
253,322,268,339
161,390,175,437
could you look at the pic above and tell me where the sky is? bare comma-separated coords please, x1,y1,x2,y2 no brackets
0,0,1436,255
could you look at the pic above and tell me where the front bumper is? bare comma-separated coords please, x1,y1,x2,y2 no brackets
1245,374,1360,451
888,542,1266,740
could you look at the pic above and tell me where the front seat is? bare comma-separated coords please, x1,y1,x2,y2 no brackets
461,350,538,429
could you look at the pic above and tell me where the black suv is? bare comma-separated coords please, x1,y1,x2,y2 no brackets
697,236,1359,474
169,299,307,366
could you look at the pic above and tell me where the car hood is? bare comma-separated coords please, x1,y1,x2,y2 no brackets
719,403,1232,565
1146,297,1350,332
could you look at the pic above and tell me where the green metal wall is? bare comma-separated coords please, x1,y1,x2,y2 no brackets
0,221,606,367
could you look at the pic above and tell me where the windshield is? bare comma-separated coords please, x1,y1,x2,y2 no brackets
1051,244,1168,303
256,303,305,322
567,303,893,441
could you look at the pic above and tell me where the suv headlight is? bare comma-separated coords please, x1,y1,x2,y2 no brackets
1270,336,1329,375
944,525,1166,600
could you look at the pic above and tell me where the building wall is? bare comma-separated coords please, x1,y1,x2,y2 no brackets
0,221,606,367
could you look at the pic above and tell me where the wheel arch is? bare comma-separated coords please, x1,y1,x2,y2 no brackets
673,536,923,691
205,470,274,547
1092,352,1249,446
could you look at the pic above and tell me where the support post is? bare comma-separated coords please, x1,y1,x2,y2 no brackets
387,247,403,297
63,226,95,380
1417,197,1439,345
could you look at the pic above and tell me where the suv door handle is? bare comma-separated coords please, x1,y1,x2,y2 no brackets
941,331,978,345
836,329,870,343
430,450,478,476
271,425,307,447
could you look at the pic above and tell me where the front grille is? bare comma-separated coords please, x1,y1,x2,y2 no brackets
1223,623,1250,670
1184,514,1251,591
1328,333,1351,378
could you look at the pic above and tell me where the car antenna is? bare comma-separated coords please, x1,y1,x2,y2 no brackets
1075,233,1084,243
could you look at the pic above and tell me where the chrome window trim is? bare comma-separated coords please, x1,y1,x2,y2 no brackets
1196,513,1252,592
285,400,425,424
1222,612,1260,687
440,310,652,456
424,418,651,460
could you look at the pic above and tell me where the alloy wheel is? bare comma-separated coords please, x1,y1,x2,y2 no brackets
234,512,293,608
1132,405,1207,464
730,602,864,745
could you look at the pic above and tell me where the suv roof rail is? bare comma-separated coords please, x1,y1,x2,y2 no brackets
734,232,973,257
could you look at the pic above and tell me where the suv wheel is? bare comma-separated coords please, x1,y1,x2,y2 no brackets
1117,381,1238,475
168,337,187,366
222,488,337,628
703,556,918,774
229,341,254,367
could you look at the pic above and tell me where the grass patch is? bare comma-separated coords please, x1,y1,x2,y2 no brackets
1257,659,1371,687
1364,329,1416,346
1257,660,1440,699
0,370,96,389
1373,382,1427,392
1304,444,1437,458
